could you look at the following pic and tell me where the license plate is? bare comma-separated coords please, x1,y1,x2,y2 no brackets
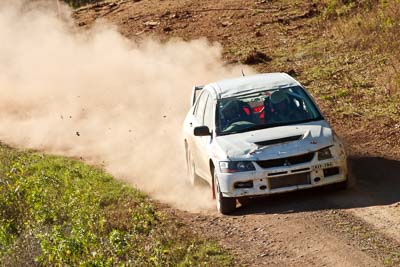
312,162,333,170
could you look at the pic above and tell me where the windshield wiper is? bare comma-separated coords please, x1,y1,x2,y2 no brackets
217,124,275,135
233,121,298,133
217,117,324,136
235,124,272,133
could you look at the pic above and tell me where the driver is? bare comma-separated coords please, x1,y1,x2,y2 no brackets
220,100,241,130
269,90,302,123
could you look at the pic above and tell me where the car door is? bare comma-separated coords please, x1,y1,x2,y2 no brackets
187,91,210,179
196,93,214,183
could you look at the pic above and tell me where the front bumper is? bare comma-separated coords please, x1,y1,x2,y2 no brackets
218,155,347,198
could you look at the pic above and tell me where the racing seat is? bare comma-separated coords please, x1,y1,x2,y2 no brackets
237,101,254,123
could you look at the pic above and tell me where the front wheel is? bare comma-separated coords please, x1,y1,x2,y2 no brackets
334,175,355,191
214,172,236,214
333,179,348,190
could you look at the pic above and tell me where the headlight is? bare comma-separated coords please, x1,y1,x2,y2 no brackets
318,147,333,161
219,161,255,173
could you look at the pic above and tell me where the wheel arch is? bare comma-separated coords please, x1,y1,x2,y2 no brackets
184,139,189,165
210,159,216,199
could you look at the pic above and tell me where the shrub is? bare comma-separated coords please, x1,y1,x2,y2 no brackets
0,144,232,266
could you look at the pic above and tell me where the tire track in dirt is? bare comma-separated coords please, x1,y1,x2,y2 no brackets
72,1,400,265
162,154,400,266
164,202,380,266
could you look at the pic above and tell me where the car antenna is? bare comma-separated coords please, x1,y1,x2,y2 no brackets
241,69,245,76
56,0,61,17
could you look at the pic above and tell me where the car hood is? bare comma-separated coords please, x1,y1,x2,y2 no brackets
215,120,333,160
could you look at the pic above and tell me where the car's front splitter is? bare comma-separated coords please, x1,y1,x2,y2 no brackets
218,157,347,198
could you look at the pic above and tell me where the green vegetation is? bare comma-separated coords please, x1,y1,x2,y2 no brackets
266,0,400,121
223,0,400,123
321,0,377,18
62,0,104,8
0,143,232,266
313,0,400,119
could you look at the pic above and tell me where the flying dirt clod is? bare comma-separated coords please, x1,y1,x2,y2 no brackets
0,0,252,211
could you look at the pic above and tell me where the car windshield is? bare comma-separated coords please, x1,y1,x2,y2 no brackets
216,86,323,136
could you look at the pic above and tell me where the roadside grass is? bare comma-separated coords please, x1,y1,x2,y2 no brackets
320,0,378,18
260,0,400,123
0,143,233,266
62,0,104,8
325,0,399,119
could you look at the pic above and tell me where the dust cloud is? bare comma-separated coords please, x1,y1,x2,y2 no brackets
0,1,252,211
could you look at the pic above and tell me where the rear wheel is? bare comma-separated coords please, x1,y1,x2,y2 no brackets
186,148,202,187
214,172,236,214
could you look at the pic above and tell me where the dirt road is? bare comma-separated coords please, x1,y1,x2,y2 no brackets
161,155,400,266
74,1,400,265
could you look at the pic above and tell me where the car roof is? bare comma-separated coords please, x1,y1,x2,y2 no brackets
205,73,301,99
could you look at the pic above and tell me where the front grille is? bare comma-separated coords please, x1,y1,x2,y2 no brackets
254,135,303,147
257,152,315,169
269,173,311,189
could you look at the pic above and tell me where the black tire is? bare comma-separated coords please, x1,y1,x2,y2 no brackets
344,158,357,189
334,179,348,190
238,197,252,207
186,148,202,187
214,172,236,214
334,175,355,191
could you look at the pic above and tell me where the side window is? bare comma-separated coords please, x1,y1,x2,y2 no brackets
203,96,214,130
194,91,209,123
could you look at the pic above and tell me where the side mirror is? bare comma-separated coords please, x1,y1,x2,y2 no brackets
194,126,211,136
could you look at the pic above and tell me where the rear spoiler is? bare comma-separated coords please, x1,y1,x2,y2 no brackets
190,85,204,106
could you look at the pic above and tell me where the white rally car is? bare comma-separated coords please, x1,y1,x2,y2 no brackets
183,73,348,214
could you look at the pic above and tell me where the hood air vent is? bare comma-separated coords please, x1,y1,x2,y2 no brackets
254,135,303,147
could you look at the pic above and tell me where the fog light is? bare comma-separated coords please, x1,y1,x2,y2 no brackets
234,181,254,189
324,167,340,177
